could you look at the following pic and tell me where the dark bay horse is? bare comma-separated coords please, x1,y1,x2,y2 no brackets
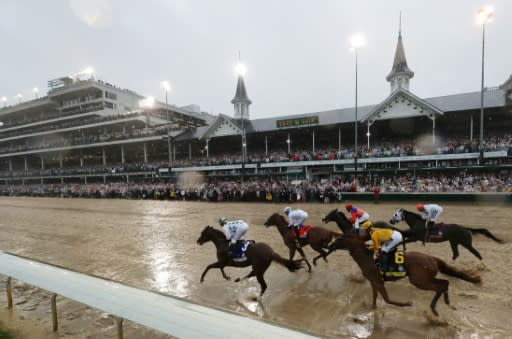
322,208,400,236
389,208,504,260
328,232,482,316
264,213,341,270
196,226,303,296
320,208,405,263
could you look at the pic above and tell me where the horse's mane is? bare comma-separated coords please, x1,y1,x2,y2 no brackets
204,225,227,239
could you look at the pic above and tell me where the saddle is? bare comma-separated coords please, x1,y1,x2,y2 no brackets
290,225,312,240
427,223,446,241
377,249,407,278
230,240,255,262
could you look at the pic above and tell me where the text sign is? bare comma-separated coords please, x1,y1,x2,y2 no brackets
276,116,319,128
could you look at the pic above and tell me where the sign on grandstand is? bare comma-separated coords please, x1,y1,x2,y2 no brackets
276,116,319,128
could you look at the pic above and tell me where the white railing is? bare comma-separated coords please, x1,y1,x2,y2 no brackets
0,251,321,339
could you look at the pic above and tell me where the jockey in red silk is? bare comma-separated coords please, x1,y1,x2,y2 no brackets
345,204,370,232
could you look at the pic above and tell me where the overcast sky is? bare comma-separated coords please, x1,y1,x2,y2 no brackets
1,0,511,119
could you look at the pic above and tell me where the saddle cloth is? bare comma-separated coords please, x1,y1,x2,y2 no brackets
378,249,408,278
290,225,312,239
231,240,255,262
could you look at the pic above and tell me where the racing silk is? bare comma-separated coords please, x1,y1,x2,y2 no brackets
349,207,370,230
287,209,309,228
420,204,443,222
222,220,249,244
370,228,403,254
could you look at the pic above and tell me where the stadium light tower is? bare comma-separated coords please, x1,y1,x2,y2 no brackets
32,87,39,99
1,96,6,107
476,5,494,152
160,80,172,165
15,93,22,103
351,33,365,175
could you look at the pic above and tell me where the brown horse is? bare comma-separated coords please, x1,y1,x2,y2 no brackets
196,225,303,296
328,232,482,316
264,213,341,270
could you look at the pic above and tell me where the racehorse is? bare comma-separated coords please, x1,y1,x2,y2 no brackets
389,208,504,260
319,208,404,263
263,213,341,270
196,225,303,296
322,208,396,235
328,232,482,316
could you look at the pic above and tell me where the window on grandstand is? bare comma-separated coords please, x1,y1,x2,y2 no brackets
105,91,117,100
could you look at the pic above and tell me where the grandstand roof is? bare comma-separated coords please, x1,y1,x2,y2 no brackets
184,88,507,140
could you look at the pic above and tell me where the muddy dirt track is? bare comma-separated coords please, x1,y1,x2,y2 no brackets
0,197,510,338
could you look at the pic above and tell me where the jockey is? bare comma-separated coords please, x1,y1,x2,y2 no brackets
345,204,371,232
219,217,249,256
363,223,403,270
416,203,443,232
284,206,308,241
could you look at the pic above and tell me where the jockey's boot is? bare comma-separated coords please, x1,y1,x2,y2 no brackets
381,252,390,271
294,227,302,248
228,243,236,257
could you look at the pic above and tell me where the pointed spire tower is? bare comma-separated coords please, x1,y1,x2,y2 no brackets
386,13,414,93
231,56,252,120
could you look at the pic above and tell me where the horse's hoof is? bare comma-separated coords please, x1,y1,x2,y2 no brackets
448,304,457,310
234,278,240,283
200,279,204,283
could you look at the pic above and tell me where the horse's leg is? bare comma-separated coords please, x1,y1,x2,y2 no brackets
234,270,255,283
464,245,483,260
200,262,228,282
408,270,449,316
449,240,460,260
296,246,312,272
288,246,296,261
372,279,413,308
256,272,268,296
312,248,330,266
220,268,231,281
458,235,483,260
310,244,329,265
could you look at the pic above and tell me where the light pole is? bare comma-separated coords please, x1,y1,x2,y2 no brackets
476,6,494,153
351,33,365,175
1,97,6,107
160,81,172,166
32,87,39,99
15,93,22,103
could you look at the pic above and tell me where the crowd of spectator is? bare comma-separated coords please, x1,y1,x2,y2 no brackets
1,172,510,201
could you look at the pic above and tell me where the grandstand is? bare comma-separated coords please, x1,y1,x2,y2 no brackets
0,31,510,188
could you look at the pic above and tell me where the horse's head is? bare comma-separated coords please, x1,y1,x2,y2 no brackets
322,208,338,223
197,225,214,245
389,208,405,225
264,213,286,228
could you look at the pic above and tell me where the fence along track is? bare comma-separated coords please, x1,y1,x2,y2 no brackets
0,251,322,339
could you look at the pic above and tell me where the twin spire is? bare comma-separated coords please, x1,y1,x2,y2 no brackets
386,13,414,93
230,14,412,116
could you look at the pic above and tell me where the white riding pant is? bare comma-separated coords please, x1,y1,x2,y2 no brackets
354,212,370,230
381,231,403,252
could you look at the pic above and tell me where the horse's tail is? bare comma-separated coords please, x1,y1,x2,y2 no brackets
271,252,303,272
434,257,482,285
465,227,504,243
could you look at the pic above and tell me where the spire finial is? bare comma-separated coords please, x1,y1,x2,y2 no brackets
399,11,402,36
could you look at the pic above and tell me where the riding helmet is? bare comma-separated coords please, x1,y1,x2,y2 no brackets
416,203,424,211
345,204,353,211
219,217,228,225
284,207,292,215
